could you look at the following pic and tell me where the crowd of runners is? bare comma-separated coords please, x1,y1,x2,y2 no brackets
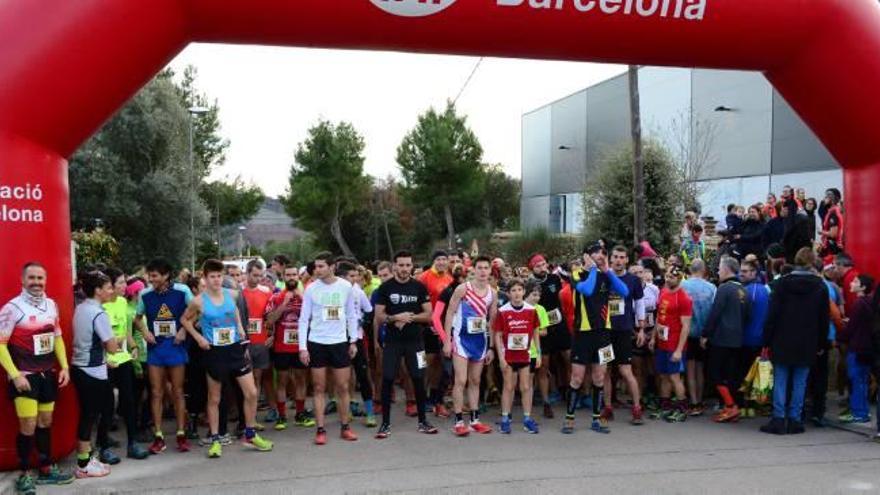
1,187,876,495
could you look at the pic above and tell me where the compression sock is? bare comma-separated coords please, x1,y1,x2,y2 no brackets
244,427,255,440
716,385,735,408
470,409,480,423
35,427,51,468
566,386,580,417
364,400,374,416
592,387,603,418
277,401,287,418
455,412,464,423
295,400,305,415
16,434,33,472
76,451,89,469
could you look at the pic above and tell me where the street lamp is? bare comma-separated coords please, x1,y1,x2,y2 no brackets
188,106,209,272
237,225,247,257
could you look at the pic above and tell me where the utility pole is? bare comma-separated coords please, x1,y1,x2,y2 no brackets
628,66,647,246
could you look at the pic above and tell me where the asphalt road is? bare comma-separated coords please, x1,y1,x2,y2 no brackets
34,401,880,495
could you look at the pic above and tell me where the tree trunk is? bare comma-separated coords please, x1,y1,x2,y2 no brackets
378,192,394,257
330,202,354,257
628,65,647,246
444,204,456,250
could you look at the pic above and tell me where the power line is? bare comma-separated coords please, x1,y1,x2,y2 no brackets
453,57,484,105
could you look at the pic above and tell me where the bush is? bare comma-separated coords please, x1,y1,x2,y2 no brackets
495,228,582,267
73,229,120,269
582,141,680,255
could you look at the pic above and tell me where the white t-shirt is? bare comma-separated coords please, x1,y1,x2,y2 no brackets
298,278,359,345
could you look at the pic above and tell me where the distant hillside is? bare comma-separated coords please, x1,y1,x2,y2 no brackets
242,198,305,248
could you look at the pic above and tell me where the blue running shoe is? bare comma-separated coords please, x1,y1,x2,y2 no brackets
591,418,610,434
523,417,539,434
264,408,279,424
499,417,512,434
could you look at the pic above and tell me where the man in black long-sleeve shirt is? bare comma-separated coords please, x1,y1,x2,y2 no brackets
702,257,749,423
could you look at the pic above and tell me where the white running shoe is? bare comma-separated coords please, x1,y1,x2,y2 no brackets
75,457,110,478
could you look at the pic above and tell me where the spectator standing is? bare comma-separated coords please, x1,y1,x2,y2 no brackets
760,248,830,435
836,275,875,424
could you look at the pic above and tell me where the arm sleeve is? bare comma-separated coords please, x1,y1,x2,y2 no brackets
575,266,598,296
0,344,21,378
432,302,449,344
54,339,69,370
346,289,359,343
298,289,312,345
606,270,630,298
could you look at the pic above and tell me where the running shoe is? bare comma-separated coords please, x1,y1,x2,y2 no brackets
75,458,110,479
453,421,470,437
523,417,540,434
649,409,670,421
434,403,450,418
405,401,418,417
324,400,338,415
499,417,512,434
470,420,492,434
742,407,756,418
340,426,358,442
252,422,266,432
810,415,827,428
591,417,611,434
839,413,871,424
786,420,806,435
375,423,391,439
665,409,688,423
315,429,327,445
364,415,378,428
873,432,880,443
218,433,233,446
16,473,36,495
127,444,149,460
350,402,365,417
687,403,705,417
35,464,74,485
207,441,222,459
186,419,200,440
275,416,289,431
244,434,274,451
600,406,615,422
264,408,279,423
295,412,317,428
543,403,554,419
99,448,120,465
561,417,575,434
712,406,740,423
148,435,166,455
418,421,439,434
176,433,191,452
630,405,645,426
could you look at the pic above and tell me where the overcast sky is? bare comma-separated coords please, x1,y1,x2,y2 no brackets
168,44,625,198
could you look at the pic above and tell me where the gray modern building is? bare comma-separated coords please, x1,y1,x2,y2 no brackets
521,67,843,233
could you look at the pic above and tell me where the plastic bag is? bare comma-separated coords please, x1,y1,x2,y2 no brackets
739,357,773,405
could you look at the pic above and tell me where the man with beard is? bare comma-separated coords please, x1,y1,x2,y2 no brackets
528,253,570,419
265,264,315,429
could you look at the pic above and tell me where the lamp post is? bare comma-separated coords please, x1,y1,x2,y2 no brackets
188,106,209,272
238,225,247,257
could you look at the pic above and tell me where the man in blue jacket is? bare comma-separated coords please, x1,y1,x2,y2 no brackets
740,259,769,418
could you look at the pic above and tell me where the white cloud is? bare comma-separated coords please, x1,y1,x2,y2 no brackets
168,44,625,197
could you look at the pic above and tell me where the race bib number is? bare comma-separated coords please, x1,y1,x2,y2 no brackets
33,333,54,356
153,320,176,338
658,325,669,341
466,317,486,334
507,333,528,351
323,306,343,322
416,351,427,370
609,297,625,317
646,312,655,327
247,318,263,335
598,344,615,365
547,308,562,326
212,327,235,346
283,327,299,346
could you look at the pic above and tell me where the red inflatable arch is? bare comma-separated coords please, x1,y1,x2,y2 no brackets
1,0,879,468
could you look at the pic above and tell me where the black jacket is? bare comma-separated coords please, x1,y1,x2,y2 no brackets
704,277,750,348
762,217,784,253
783,214,813,263
736,218,765,259
763,269,830,367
